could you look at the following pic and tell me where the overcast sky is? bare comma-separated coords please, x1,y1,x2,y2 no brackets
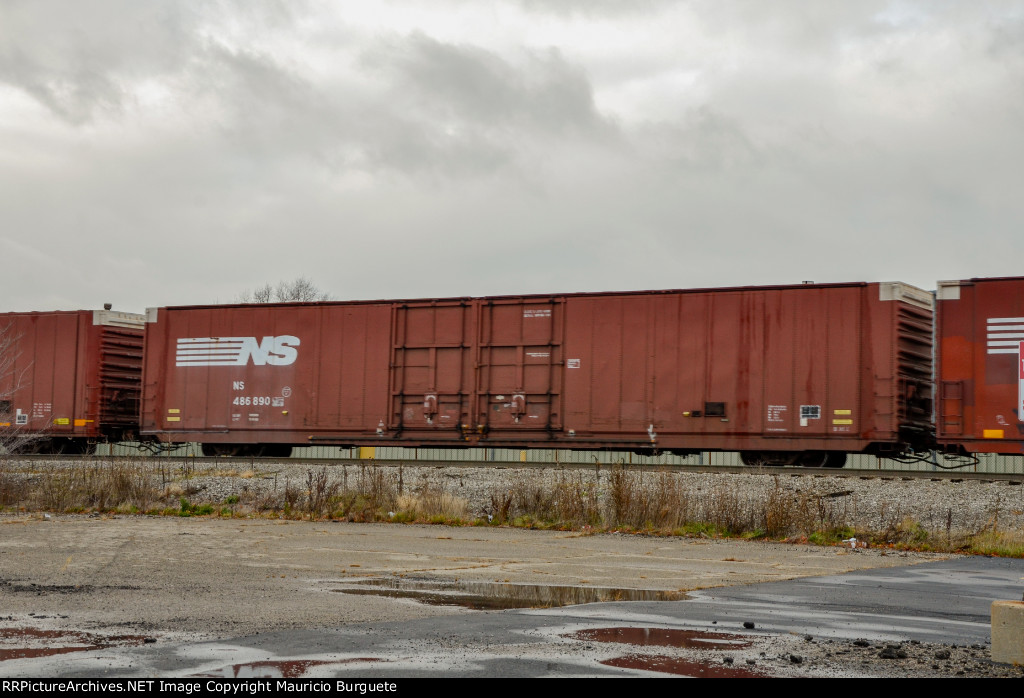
2,1,1023,312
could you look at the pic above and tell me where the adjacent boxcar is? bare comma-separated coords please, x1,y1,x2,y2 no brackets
140,282,934,465
0,309,145,454
936,276,1024,455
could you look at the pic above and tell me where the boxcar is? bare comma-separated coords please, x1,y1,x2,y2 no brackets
0,309,145,454
140,281,933,466
936,276,1024,455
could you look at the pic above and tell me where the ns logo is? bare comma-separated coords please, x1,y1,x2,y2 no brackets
175,335,301,367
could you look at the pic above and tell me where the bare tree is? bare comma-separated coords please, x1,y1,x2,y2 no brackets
237,277,332,303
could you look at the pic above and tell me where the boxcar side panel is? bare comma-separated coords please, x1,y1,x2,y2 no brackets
559,284,890,453
1,310,143,444
937,277,1024,454
141,281,932,458
143,304,393,444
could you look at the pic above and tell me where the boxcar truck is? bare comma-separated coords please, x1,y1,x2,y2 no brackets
0,309,145,454
936,276,1024,456
140,281,934,465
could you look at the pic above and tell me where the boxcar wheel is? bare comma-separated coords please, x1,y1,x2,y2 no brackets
740,451,787,467
260,444,293,459
14,438,54,455
201,443,238,457
14,438,94,455
798,451,828,468
822,452,847,468
62,439,96,455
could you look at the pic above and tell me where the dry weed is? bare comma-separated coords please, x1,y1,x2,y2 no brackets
27,459,160,513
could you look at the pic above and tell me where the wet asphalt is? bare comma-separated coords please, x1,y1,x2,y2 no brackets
5,557,1023,678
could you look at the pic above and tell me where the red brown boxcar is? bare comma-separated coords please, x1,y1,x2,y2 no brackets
936,276,1024,455
0,309,145,454
140,282,934,465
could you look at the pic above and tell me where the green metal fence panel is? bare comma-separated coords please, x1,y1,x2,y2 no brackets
93,442,1023,475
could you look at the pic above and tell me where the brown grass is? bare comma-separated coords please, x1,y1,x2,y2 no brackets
1,458,161,513
1,459,1022,557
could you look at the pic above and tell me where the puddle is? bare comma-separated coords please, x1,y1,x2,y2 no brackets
333,578,688,610
0,627,148,661
192,658,381,678
569,627,753,650
602,654,768,678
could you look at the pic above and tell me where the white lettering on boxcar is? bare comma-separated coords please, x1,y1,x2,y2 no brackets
986,318,1024,354
1019,341,1024,421
175,336,300,367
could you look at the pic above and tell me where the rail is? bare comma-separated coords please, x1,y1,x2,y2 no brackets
7,453,1024,481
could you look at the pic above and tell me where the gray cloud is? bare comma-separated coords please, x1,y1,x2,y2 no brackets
0,1,308,124
356,33,614,177
0,1,200,123
516,0,672,18
1,1,1024,313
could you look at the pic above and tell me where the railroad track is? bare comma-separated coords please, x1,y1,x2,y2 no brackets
9,454,1024,483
